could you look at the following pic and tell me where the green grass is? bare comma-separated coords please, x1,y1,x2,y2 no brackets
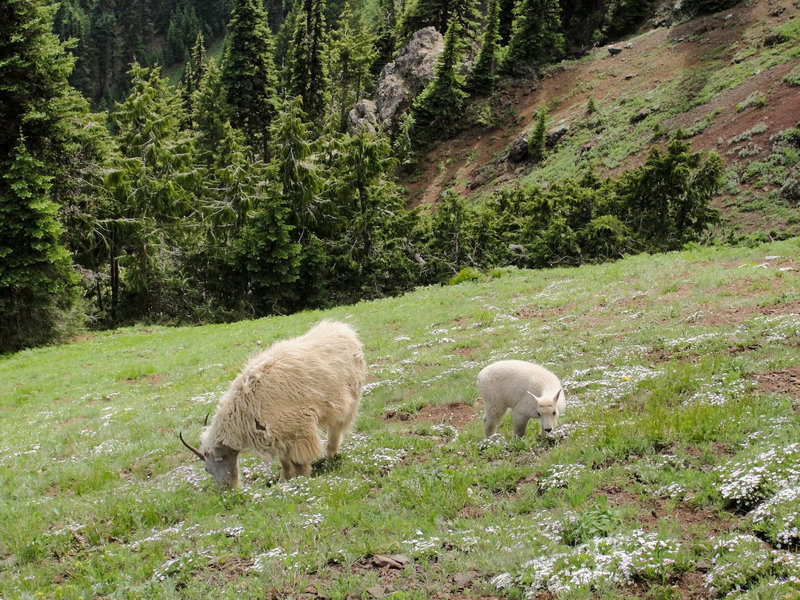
2,239,800,599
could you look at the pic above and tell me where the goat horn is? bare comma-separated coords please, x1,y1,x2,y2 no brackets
203,413,210,426
179,431,205,461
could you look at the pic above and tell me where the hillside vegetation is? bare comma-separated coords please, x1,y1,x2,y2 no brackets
1,238,799,599
405,0,800,243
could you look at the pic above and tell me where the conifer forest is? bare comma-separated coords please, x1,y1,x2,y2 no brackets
0,0,763,353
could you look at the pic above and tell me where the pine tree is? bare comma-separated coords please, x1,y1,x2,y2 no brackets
331,2,377,130
119,0,155,67
221,0,279,159
192,59,236,165
107,62,199,322
466,0,501,93
181,32,207,127
286,0,331,125
234,179,301,314
53,0,92,95
0,140,79,351
399,0,481,50
0,0,101,350
331,131,397,267
372,0,397,78
269,97,321,233
501,0,564,75
529,105,547,162
410,19,468,141
87,0,120,107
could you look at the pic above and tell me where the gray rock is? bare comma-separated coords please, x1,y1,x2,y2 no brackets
347,99,379,134
546,123,569,147
631,107,652,123
374,27,445,129
508,133,529,162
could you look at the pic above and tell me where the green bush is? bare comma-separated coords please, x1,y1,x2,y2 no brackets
448,267,484,285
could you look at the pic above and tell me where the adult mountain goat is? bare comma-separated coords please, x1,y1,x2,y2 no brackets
180,320,366,487
478,360,566,438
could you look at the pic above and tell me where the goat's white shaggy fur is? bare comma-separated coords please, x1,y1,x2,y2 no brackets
478,360,566,438
196,320,365,486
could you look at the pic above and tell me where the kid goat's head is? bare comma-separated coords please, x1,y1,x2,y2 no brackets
527,388,565,434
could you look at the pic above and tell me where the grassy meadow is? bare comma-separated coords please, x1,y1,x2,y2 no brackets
2,238,800,599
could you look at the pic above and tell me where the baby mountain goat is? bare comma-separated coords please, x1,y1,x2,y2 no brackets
180,320,366,488
478,360,566,438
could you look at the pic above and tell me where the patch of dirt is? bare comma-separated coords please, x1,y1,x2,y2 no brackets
66,334,97,344
122,373,165,385
597,485,734,536
449,345,481,358
59,416,86,428
515,303,574,319
623,572,713,600
211,556,252,581
693,298,800,327
754,366,800,397
411,401,479,429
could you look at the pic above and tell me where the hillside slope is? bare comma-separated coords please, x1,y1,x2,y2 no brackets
404,0,800,240
1,238,799,598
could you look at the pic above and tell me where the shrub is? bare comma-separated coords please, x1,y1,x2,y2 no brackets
448,267,483,285
783,65,800,87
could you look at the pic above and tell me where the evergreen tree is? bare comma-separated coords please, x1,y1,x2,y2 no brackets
53,0,92,94
428,189,469,276
87,0,120,107
274,0,301,70
1,0,101,350
269,97,321,234
497,0,516,44
409,19,468,141
330,131,397,269
221,0,279,159
192,59,236,164
119,0,155,67
181,32,207,127
0,140,79,352
326,130,418,299
331,2,377,130
372,0,397,78
501,0,564,75
195,0,235,37
399,0,481,49
234,179,301,314
267,97,328,308
614,140,722,251
107,63,199,322
529,105,547,162
466,0,501,93
286,0,331,125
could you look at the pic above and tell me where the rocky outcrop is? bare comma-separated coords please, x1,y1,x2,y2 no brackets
347,27,444,133
347,99,379,134
508,133,529,162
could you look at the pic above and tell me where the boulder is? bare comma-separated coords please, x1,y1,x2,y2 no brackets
374,27,444,129
347,99,379,134
546,124,569,147
508,133,529,162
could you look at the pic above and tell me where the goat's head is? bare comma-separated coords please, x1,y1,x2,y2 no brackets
527,388,565,434
179,424,240,489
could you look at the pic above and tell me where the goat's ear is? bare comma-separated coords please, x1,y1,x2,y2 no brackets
526,390,542,403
